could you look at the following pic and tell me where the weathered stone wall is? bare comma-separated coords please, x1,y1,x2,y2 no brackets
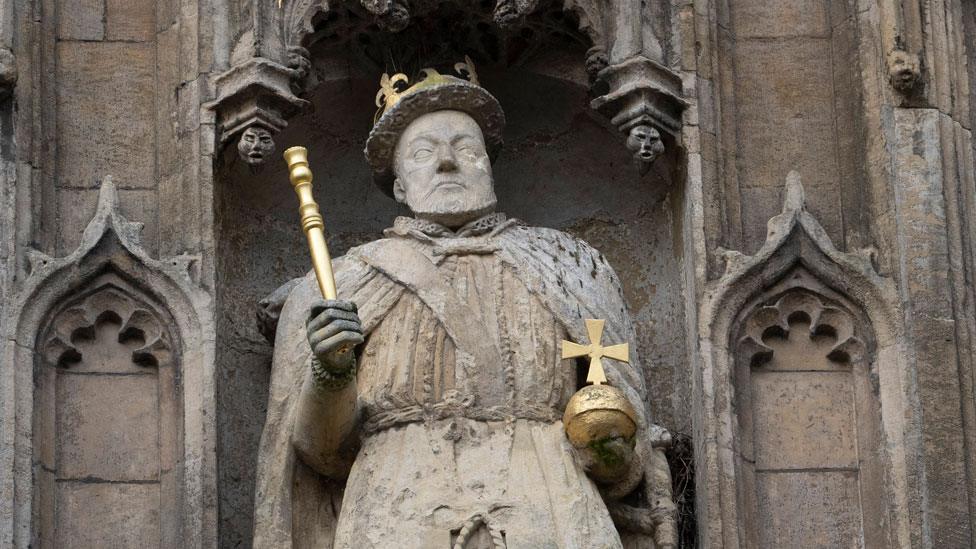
693,0,976,546
712,0,868,256
2,0,220,545
2,0,976,547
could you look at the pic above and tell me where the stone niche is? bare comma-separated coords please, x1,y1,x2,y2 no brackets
732,275,885,547
695,175,908,548
213,4,691,545
2,179,215,548
33,272,181,548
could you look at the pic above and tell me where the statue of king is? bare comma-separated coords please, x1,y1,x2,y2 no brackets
252,61,677,549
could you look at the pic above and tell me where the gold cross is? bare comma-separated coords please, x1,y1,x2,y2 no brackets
561,319,629,385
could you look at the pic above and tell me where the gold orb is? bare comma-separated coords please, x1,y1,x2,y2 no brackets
563,384,638,448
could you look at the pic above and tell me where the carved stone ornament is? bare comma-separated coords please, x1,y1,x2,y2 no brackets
0,177,217,547
209,57,308,165
737,288,867,369
211,0,686,172
694,171,913,547
887,49,921,93
237,124,277,168
0,46,16,99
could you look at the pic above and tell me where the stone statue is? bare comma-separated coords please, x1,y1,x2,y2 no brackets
253,62,677,548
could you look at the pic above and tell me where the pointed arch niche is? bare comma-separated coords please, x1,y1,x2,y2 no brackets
34,272,181,548
0,179,216,548
695,173,915,548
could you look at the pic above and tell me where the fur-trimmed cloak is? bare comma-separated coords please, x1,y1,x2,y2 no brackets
253,217,673,548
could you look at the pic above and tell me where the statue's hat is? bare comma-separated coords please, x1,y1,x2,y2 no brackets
364,57,506,196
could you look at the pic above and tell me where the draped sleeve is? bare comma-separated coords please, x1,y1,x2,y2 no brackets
252,253,404,549
497,226,676,545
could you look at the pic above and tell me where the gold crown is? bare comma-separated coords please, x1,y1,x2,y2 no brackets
373,56,480,123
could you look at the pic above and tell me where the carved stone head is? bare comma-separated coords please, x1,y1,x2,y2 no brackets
626,124,665,165
237,125,275,166
392,110,497,229
364,60,505,197
887,50,920,92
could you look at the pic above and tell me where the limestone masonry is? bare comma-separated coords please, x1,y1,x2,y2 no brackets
1,0,975,547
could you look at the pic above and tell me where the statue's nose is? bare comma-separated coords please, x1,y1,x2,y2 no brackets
436,146,458,172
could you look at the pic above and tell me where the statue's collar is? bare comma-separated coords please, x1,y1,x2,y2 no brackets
386,213,517,240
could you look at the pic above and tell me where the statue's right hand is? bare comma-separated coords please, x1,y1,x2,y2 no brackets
307,299,363,372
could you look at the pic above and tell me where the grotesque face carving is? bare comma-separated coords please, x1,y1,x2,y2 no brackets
393,110,497,228
888,50,920,92
238,126,275,166
626,124,665,165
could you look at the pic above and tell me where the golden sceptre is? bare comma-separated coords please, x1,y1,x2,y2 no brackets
283,146,338,300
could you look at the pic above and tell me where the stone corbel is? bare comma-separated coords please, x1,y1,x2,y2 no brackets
0,0,16,99
565,0,686,173
0,46,14,99
210,57,309,168
879,0,923,94
590,56,686,174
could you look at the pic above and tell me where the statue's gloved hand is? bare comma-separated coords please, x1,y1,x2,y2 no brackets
581,435,637,485
307,299,363,372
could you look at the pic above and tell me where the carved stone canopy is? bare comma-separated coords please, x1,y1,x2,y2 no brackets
211,0,686,172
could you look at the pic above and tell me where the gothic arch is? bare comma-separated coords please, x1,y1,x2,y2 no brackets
0,178,217,548
730,272,888,547
695,172,915,548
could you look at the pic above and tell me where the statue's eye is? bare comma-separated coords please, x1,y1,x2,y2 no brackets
454,141,479,156
413,148,433,161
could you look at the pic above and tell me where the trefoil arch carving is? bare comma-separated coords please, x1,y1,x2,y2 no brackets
40,278,174,371
737,286,868,369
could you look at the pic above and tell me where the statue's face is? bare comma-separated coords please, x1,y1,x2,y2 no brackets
393,110,497,228
238,126,275,165
626,124,665,163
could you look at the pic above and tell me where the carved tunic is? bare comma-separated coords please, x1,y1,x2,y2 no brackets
253,214,656,549
335,216,619,548
355,232,573,433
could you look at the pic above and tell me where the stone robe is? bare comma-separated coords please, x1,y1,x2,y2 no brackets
253,214,658,548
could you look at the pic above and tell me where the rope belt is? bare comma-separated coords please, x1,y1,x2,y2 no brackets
361,395,561,435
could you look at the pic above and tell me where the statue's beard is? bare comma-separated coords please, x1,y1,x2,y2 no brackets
407,187,498,229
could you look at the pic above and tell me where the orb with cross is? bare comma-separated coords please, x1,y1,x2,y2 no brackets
561,319,639,449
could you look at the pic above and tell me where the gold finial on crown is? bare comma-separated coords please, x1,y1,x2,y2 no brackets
373,56,480,123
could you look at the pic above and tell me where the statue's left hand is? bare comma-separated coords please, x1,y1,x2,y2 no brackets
582,435,636,484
